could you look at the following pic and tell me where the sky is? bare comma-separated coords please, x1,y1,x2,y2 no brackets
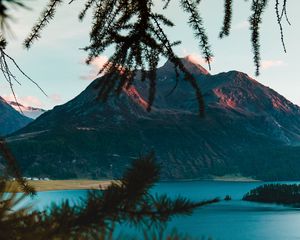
1,0,300,110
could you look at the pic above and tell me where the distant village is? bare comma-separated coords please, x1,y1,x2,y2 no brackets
11,177,51,181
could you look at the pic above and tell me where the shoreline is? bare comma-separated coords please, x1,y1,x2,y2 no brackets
210,175,260,182
9,180,115,193
8,176,261,192
160,175,260,183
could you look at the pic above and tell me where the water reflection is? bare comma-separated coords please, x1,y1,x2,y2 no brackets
22,181,300,240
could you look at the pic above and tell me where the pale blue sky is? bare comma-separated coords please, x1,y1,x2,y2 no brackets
1,0,300,109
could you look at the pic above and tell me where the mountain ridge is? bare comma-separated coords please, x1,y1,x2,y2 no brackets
6,57,300,180
8,101,47,119
0,97,32,136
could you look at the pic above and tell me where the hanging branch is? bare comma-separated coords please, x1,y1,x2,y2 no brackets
24,0,64,49
23,0,208,116
21,0,293,114
0,36,45,196
83,0,205,113
0,36,47,110
0,0,27,30
0,138,36,195
0,42,21,113
219,0,233,38
275,0,287,53
151,14,205,116
249,0,268,76
0,153,219,239
280,0,291,25
78,0,97,20
162,0,172,9
180,0,213,70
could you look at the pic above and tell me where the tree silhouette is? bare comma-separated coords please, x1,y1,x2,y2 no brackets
243,183,300,206
23,0,292,110
0,153,219,239
0,0,292,116
0,1,293,238
0,0,293,192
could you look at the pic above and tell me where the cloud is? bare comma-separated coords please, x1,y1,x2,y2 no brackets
49,94,63,104
261,60,286,69
3,94,43,108
185,53,214,66
232,21,249,30
80,56,109,81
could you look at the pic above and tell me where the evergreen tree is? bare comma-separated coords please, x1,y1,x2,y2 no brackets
0,1,293,238
0,152,219,239
243,183,300,206
0,0,292,116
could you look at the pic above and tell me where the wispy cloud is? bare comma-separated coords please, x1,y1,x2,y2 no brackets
3,94,43,108
80,56,109,81
185,53,214,66
261,60,286,69
232,21,249,30
49,94,63,104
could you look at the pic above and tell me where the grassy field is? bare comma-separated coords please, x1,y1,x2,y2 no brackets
9,180,115,192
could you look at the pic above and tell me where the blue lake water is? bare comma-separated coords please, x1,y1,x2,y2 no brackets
22,181,300,240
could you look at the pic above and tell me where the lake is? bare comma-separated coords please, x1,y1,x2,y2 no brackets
22,181,300,240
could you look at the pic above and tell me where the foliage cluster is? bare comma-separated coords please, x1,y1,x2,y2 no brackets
0,152,219,239
243,183,300,206
0,1,295,238
0,0,292,116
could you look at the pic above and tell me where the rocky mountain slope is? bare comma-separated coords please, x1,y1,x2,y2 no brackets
0,97,32,136
6,57,300,180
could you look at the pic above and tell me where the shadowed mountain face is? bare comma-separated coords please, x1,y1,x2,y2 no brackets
0,97,32,136
6,57,300,180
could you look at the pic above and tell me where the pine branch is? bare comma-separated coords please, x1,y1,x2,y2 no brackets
280,0,291,25
36,152,217,237
275,0,287,53
0,151,216,239
162,0,172,9
24,0,63,49
249,0,268,76
2,51,48,96
180,0,213,70
0,38,47,115
151,14,205,116
219,0,233,38
0,0,27,30
0,138,36,195
78,0,97,20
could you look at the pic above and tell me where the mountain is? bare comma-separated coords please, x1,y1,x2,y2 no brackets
0,97,32,136
5,57,300,180
8,101,46,119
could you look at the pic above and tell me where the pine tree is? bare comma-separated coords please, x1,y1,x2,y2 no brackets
0,152,219,239
23,0,291,112
0,0,292,116
0,1,293,238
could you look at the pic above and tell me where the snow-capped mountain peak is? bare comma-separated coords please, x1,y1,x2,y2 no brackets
8,101,46,119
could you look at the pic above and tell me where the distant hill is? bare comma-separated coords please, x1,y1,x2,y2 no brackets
0,97,32,136
6,56,300,180
8,101,46,119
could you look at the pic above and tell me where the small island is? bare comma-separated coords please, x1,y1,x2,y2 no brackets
243,183,300,207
